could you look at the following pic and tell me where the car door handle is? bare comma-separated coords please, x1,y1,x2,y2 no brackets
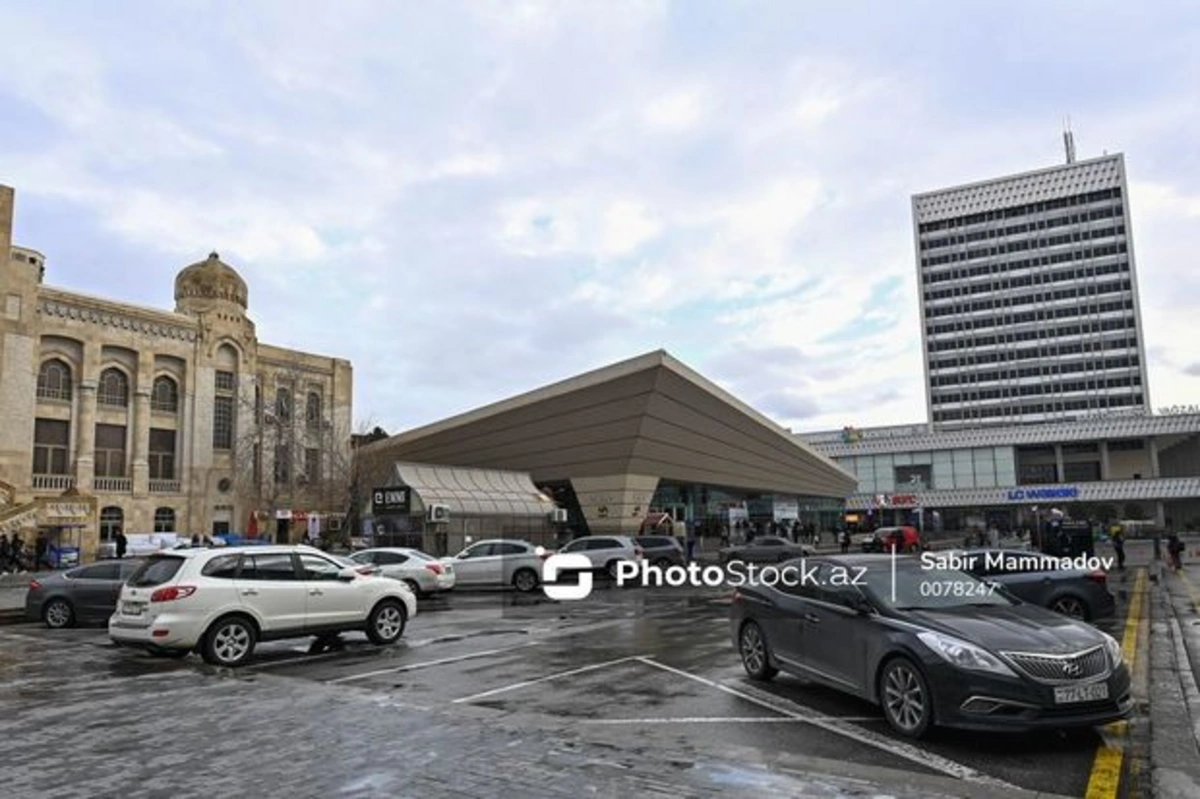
309,589,324,596
240,588,259,596
804,613,821,623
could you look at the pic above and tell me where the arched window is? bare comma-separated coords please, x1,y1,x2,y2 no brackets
99,506,124,542
153,507,176,533
306,392,322,430
276,387,292,422
37,359,73,401
97,368,129,407
151,376,179,413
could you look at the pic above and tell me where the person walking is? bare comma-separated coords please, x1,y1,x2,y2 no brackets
839,527,851,554
1167,531,1184,571
11,534,25,572
34,532,49,571
0,533,10,574
1110,527,1126,571
115,528,128,559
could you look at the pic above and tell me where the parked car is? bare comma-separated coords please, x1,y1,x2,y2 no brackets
108,545,417,667
718,536,808,564
860,526,922,553
957,549,1116,621
350,548,456,596
557,535,644,579
329,553,382,577
635,535,685,568
730,554,1130,738
440,539,546,593
26,559,144,628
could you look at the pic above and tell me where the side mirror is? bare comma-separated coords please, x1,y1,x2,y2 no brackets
851,595,875,616
336,566,358,581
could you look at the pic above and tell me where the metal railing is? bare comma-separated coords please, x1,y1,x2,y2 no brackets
149,479,182,494
93,477,132,493
32,474,75,491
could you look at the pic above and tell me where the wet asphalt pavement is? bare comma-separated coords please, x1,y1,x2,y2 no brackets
0,571,1146,798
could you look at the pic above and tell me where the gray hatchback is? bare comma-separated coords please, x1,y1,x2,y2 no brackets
956,549,1116,621
25,559,143,628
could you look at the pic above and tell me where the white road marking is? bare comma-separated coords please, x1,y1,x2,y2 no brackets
327,642,541,685
451,654,646,704
582,716,879,725
636,656,1017,789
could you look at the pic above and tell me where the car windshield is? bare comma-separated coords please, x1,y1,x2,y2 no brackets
858,561,1014,610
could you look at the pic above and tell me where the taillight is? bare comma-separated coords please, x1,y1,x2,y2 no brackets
1085,570,1107,585
731,589,742,603
634,546,644,559
424,562,444,575
538,549,553,560
150,586,197,602
29,580,41,590
355,566,375,575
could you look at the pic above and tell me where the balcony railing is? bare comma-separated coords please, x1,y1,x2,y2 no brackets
32,474,75,491
93,477,132,493
149,479,182,494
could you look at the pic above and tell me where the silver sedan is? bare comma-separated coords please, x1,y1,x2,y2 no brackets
350,548,456,597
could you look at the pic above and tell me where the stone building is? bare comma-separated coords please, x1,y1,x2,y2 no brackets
0,185,353,561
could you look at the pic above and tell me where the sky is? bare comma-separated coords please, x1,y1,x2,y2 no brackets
2,1,1199,435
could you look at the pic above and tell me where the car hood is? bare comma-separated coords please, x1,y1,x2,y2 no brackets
902,604,1105,655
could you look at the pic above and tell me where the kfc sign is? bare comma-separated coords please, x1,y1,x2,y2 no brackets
888,494,918,507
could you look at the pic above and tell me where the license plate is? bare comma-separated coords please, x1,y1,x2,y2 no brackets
1053,682,1109,704
122,602,146,616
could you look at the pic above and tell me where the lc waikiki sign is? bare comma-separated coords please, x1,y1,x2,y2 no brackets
1006,486,1080,502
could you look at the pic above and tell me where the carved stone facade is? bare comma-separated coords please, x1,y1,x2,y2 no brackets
0,185,353,560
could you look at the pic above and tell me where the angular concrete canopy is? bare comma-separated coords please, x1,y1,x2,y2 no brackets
360,351,856,505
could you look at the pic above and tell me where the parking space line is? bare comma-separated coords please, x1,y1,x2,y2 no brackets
582,716,879,725
451,654,646,704
1085,568,1147,799
637,656,1017,788
327,642,541,685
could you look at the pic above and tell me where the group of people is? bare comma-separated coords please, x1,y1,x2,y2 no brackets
0,532,55,573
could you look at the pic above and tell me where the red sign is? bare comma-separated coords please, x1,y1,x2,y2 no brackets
888,494,918,507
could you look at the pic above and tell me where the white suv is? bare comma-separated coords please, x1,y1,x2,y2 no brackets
108,545,417,667
557,535,643,579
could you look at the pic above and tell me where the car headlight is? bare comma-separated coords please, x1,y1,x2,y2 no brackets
917,631,1017,677
1102,632,1123,668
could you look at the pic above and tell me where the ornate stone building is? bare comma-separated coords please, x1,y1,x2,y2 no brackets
0,185,353,560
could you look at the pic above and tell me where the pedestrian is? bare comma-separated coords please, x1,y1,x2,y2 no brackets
1111,527,1126,571
840,527,851,554
115,527,127,559
35,532,49,570
191,533,201,548
1167,532,1184,571
0,533,10,574
11,534,25,572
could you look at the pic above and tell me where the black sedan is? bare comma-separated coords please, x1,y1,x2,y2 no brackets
730,554,1130,738
25,559,143,628
718,536,809,564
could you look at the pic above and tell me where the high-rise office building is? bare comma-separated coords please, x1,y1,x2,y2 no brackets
912,148,1150,429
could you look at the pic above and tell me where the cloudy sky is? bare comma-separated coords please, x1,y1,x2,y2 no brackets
2,1,1198,434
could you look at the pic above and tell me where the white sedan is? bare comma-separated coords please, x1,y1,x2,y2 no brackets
440,539,546,593
349,548,455,597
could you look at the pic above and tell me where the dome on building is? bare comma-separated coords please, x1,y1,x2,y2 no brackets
174,251,248,310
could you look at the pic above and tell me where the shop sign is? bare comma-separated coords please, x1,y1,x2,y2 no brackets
371,486,411,515
275,509,292,520
888,494,918,507
43,502,91,521
1006,486,1080,501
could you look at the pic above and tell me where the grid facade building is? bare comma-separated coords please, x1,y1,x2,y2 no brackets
913,153,1150,429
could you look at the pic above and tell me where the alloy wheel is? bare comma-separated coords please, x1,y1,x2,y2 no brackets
740,624,766,675
513,570,537,592
212,622,251,664
1052,596,1087,619
44,600,72,629
375,605,403,640
883,662,926,734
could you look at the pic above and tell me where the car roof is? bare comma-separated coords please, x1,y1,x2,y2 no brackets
146,545,326,559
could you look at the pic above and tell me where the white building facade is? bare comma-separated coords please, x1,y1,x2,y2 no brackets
914,153,1150,429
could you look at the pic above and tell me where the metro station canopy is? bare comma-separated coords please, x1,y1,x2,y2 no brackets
357,350,856,534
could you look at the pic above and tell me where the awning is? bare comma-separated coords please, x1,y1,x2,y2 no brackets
393,461,556,516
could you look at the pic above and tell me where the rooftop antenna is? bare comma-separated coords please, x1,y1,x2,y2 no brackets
1063,117,1077,164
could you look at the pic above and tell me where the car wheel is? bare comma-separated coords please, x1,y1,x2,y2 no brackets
201,615,257,667
606,560,621,580
366,599,406,645
402,579,423,598
1051,595,1089,620
43,598,75,629
880,657,933,738
738,620,778,681
512,568,539,593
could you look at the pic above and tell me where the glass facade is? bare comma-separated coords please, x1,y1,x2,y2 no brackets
838,446,1019,491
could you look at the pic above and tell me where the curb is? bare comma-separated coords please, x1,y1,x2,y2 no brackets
1149,579,1200,798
